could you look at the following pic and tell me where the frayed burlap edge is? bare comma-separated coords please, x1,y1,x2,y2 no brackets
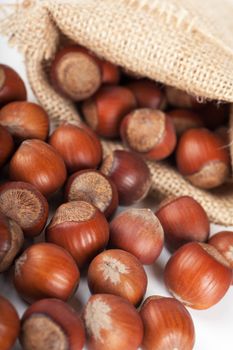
1,0,233,225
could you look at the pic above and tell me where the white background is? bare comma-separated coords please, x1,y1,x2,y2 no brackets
0,1,233,349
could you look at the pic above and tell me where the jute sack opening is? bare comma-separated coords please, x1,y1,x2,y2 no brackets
1,0,233,225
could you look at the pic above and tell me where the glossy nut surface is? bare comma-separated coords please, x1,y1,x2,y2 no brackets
46,201,109,269
0,102,49,141
9,139,67,197
20,298,85,350
209,231,233,283
0,125,14,168
100,150,151,205
167,109,203,136
14,242,80,303
164,242,232,309
82,85,137,138
83,294,143,350
176,128,230,189
101,61,120,85
156,196,210,251
110,208,164,264
87,249,148,305
0,295,20,350
140,296,195,350
166,86,200,109
49,123,102,173
0,64,27,107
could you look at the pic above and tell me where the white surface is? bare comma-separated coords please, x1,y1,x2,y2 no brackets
0,5,233,350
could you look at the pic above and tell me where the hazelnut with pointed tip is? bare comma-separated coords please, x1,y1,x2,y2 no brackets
164,242,232,309
140,296,195,350
9,139,67,197
49,123,102,173
156,196,210,251
110,208,164,264
83,294,143,350
87,249,147,305
14,242,80,303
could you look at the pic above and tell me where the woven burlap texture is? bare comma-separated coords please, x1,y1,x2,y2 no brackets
1,0,233,225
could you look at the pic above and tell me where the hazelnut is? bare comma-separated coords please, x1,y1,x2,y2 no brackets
120,108,176,160
0,212,24,272
65,169,118,218
100,150,151,205
0,102,49,141
14,242,80,303
176,128,230,189
46,201,109,269
87,249,147,305
82,85,137,138
9,139,67,197
0,64,27,107
49,123,102,173
0,181,49,237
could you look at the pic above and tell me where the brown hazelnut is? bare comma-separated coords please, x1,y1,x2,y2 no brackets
156,196,210,251
176,128,230,189
0,102,49,141
120,108,176,160
100,150,151,205
82,85,137,138
0,296,20,350
0,64,27,107
51,45,102,101
87,249,148,306
0,212,24,272
127,79,166,109
46,201,109,269
83,294,143,350
110,208,164,264
14,242,80,303
9,139,67,197
0,181,49,237
0,125,14,168
20,298,85,350
49,123,102,173
65,169,118,218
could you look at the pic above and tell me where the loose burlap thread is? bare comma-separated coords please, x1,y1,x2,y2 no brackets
1,0,233,225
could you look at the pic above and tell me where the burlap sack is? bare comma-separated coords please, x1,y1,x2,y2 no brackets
1,0,233,225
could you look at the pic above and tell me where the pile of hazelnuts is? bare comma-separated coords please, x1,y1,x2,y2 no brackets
0,44,232,350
